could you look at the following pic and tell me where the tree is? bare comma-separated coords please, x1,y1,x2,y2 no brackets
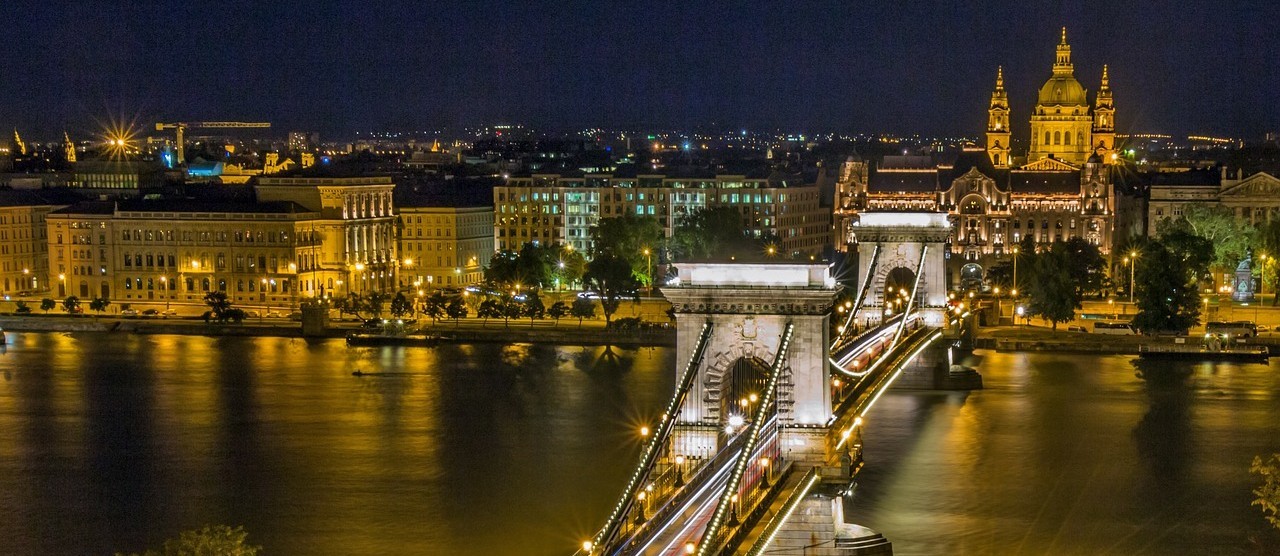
364,291,388,318
1024,242,1079,330
1061,237,1107,296
14,300,30,314
501,294,523,327
477,298,502,324
445,296,468,322
672,206,759,260
389,292,413,318
554,248,588,290
89,297,110,315
1132,239,1202,334
114,524,261,556
548,300,569,324
590,214,664,280
523,290,545,326
204,291,233,322
986,260,1014,289
1254,220,1280,304
62,295,80,314
584,253,641,326
40,298,54,314
1160,229,1214,284
590,214,663,259
1158,202,1255,275
423,291,447,324
571,296,597,326
1251,453,1280,531
484,250,521,286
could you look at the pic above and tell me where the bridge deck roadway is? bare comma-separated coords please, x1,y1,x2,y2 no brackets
721,326,940,555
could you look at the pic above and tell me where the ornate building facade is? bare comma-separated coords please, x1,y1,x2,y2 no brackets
836,29,1124,286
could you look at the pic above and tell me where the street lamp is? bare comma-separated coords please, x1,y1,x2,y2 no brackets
1011,246,1019,296
642,248,652,295
1126,250,1138,305
1259,254,1269,300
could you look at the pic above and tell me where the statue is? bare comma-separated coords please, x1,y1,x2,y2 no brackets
1233,249,1255,302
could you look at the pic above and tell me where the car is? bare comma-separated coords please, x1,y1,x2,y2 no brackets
161,309,178,317
121,308,139,316
287,311,303,321
265,311,282,318
246,310,261,318
141,309,160,317
362,318,386,329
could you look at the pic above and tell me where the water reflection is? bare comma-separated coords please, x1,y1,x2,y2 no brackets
0,333,673,555
849,351,1280,555
1131,358,1194,485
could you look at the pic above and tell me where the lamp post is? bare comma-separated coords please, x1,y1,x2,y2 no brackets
160,276,169,311
1011,246,1019,297
1259,254,1269,301
1127,250,1138,305
642,248,652,296
354,262,365,296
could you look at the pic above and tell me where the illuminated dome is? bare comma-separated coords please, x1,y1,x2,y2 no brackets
1037,75,1088,107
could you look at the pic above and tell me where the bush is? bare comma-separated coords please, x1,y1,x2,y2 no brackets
609,317,643,330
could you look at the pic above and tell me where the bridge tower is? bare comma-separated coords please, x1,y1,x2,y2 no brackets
850,212,952,329
662,262,837,465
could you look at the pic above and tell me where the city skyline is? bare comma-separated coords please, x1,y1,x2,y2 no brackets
2,1,1278,139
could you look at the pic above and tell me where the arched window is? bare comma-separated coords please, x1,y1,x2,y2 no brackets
1077,131,1084,146
1064,132,1071,145
1053,131,1061,145
1044,131,1051,145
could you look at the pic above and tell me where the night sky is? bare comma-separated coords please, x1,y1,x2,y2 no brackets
2,0,1277,139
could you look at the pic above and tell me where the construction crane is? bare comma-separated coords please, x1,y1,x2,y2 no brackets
155,121,271,165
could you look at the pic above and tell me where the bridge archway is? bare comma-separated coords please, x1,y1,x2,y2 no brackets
882,266,916,314
852,212,951,327
662,262,835,462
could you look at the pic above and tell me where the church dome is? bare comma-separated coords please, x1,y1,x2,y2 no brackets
1037,74,1088,107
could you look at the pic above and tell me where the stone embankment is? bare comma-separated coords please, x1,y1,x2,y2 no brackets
0,316,675,346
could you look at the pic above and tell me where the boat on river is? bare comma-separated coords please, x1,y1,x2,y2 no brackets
345,332,445,347
1137,343,1269,362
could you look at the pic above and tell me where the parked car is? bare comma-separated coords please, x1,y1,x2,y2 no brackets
265,310,282,318
161,308,178,317
141,309,160,317
362,318,386,329
120,308,139,316
1093,321,1136,335
287,312,303,321
246,310,261,318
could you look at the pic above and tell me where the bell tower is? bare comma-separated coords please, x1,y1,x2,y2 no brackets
1093,64,1116,162
986,66,1011,168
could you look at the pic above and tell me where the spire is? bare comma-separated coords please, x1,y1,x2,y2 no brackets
12,129,26,155
1096,64,1113,109
1054,27,1073,74
63,131,76,163
996,65,1005,90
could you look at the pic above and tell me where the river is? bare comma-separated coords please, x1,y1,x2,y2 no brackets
0,333,1277,555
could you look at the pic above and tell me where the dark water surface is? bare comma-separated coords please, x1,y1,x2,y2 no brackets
1,334,1278,555
0,332,669,555
848,351,1280,555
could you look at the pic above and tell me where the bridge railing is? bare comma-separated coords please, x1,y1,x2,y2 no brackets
605,423,752,554
826,326,941,465
697,323,794,555
591,322,715,553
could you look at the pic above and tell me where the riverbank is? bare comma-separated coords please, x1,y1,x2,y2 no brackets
0,315,675,346
976,324,1280,354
